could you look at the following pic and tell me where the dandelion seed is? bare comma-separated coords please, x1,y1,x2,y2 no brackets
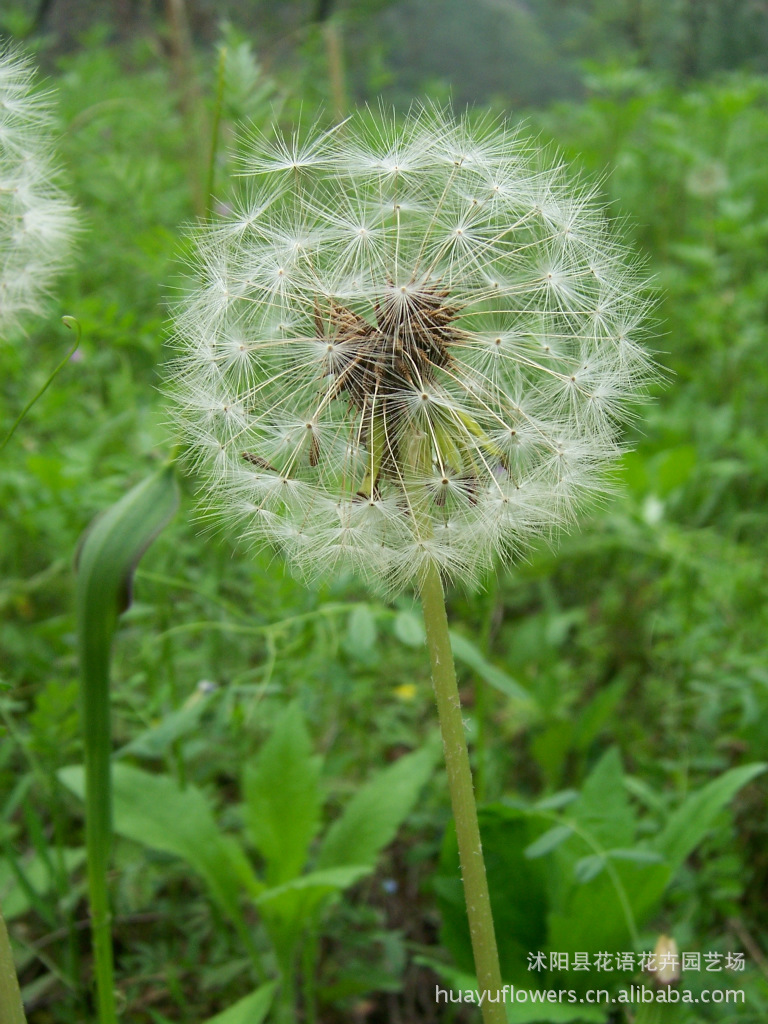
0,42,77,338
169,104,653,592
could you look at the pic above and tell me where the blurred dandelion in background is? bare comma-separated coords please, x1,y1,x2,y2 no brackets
170,106,653,591
0,41,77,339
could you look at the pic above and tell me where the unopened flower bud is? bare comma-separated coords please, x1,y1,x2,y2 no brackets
653,934,680,986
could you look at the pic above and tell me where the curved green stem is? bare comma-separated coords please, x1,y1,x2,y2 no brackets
76,467,178,1023
420,562,505,1023
1,317,80,454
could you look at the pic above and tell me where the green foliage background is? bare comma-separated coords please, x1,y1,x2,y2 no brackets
1,3,768,1022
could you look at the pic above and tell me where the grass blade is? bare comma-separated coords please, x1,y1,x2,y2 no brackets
0,905,27,1024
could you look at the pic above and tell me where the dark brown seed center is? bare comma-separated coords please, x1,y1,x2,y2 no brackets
315,282,458,410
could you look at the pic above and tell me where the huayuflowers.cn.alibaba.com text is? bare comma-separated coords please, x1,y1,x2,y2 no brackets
435,984,746,1007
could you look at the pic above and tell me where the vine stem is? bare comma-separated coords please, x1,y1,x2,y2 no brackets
419,561,506,1023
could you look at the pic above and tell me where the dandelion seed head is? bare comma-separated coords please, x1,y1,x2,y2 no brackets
0,42,77,338
169,104,654,592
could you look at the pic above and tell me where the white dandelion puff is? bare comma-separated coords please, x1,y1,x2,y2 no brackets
169,105,654,592
0,41,77,339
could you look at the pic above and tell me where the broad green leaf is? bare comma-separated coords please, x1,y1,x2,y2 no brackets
542,752,655,956
567,748,635,850
525,825,574,860
243,703,322,885
653,762,766,872
449,632,533,706
547,859,670,960
435,806,549,987
60,763,261,926
317,741,438,870
202,981,276,1024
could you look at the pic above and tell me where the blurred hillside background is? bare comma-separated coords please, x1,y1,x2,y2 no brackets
2,1,768,1022
9,0,768,105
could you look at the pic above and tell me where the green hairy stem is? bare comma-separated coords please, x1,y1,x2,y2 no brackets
420,562,505,1024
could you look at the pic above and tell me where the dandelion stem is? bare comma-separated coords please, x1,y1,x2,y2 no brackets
419,562,505,1023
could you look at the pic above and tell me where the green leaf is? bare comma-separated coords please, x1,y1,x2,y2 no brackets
256,866,372,908
0,849,85,921
202,974,278,1024
653,763,766,872
605,848,664,865
534,791,578,812
202,981,276,1024
542,751,661,955
435,805,549,987
243,703,322,885
256,866,372,976
570,848,665,884
546,860,671,962
76,465,179,628
115,687,217,760
568,748,635,850
60,763,261,927
448,632,533,706
524,825,574,860
573,855,605,883
344,604,377,657
317,741,438,870
393,609,425,647
0,906,27,1024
